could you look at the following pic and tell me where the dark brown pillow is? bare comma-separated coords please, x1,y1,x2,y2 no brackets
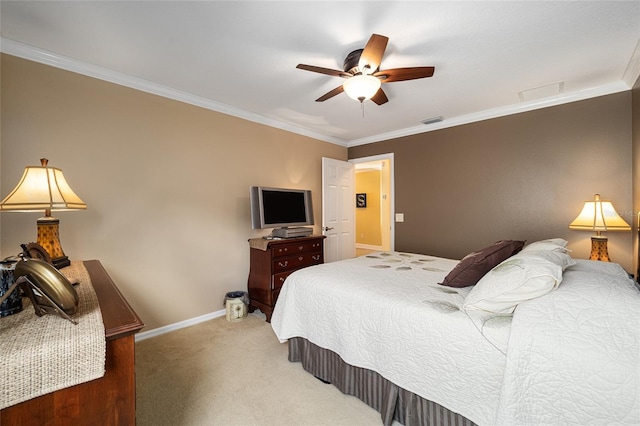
439,240,525,288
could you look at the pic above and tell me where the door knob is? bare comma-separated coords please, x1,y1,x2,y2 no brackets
323,226,334,231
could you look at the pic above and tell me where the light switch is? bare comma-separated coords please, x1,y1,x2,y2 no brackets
395,213,404,222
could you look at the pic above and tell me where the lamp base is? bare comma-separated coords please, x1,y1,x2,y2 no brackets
589,236,610,262
51,256,71,270
37,217,71,269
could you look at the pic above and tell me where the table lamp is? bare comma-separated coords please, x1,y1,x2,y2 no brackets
569,193,631,262
0,158,87,268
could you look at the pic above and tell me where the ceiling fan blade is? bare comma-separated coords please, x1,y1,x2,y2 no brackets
374,67,435,83
371,88,388,105
315,85,345,102
358,34,389,73
297,64,351,78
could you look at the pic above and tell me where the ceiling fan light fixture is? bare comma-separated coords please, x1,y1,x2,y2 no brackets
343,75,381,102
297,34,434,105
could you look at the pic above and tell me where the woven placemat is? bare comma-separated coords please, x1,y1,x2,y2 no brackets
248,238,270,251
0,261,106,409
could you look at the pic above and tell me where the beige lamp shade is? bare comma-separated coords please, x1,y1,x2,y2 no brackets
0,159,86,269
343,75,382,102
569,194,630,232
569,194,630,262
0,160,86,212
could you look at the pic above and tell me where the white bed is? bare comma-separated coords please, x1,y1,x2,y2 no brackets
271,241,640,425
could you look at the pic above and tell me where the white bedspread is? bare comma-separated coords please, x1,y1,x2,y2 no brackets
271,252,510,425
272,253,640,425
496,260,640,425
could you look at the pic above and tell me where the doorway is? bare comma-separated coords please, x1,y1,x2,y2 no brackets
350,153,394,255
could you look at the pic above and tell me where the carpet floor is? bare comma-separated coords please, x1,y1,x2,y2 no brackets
135,313,383,425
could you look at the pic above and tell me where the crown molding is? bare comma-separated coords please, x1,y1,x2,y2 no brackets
1,37,633,150
0,38,348,147
347,81,630,147
623,37,640,88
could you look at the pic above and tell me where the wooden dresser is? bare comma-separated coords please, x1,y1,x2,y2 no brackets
248,235,325,322
0,260,144,425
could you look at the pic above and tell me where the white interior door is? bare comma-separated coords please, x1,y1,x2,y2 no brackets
322,157,355,262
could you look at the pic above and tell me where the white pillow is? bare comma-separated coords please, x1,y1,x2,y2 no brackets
520,238,569,253
463,256,563,314
516,249,576,271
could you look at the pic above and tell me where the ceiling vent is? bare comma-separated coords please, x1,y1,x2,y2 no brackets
420,116,444,125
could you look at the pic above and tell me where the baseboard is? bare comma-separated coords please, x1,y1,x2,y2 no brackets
356,243,383,251
135,308,226,342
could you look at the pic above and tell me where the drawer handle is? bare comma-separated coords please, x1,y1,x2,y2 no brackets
279,248,288,253
273,276,286,291
298,256,303,261
278,261,288,268
298,245,304,251
312,255,320,261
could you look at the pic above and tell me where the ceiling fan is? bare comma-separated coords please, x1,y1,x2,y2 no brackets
296,34,435,106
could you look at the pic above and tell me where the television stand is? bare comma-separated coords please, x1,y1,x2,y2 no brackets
247,235,325,322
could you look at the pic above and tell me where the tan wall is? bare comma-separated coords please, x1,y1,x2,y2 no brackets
0,54,346,331
355,170,382,246
350,92,634,273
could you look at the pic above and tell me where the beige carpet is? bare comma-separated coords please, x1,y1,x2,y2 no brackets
136,313,383,425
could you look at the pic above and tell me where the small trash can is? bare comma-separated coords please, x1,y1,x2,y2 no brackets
224,291,249,322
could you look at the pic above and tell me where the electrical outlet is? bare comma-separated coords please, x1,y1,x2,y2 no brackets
395,213,404,222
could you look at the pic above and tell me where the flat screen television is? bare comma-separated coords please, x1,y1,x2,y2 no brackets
250,186,314,230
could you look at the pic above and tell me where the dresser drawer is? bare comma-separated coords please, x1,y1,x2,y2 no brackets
272,240,323,258
272,257,323,290
273,251,322,273
272,270,294,291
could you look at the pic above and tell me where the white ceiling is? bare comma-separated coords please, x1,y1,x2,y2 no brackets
1,1,639,147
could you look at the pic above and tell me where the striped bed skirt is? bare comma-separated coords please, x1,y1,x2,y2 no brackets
288,337,476,426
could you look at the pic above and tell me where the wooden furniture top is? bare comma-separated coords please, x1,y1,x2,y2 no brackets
83,260,144,340
249,235,326,247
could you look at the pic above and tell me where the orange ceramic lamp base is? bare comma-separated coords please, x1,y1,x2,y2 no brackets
589,236,611,262
37,216,70,269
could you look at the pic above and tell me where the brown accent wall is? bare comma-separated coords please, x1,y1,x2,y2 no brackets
350,93,634,273
0,54,346,331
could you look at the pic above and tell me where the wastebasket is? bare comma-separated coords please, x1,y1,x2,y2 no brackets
224,291,249,322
